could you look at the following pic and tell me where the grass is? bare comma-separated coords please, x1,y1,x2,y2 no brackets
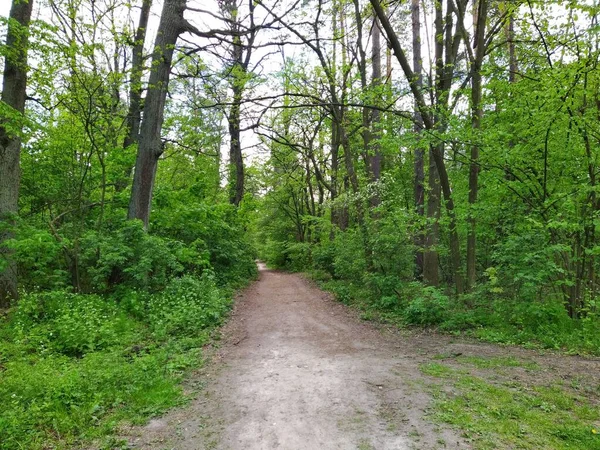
310,274,600,449
0,275,244,450
420,358,600,449
309,274,600,357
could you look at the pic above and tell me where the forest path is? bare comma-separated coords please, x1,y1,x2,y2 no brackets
119,265,600,450
122,264,467,449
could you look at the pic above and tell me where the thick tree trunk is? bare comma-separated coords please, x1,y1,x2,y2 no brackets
0,0,34,307
128,0,185,227
118,0,152,192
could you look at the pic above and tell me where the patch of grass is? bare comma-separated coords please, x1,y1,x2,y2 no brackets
357,438,375,450
457,355,540,370
0,275,242,450
420,362,600,449
421,362,466,378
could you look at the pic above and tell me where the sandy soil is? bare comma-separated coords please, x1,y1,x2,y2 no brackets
118,264,600,450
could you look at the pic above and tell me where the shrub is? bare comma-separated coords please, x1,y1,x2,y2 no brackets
405,285,450,326
79,220,187,293
8,224,69,289
12,291,139,357
148,274,231,339
332,229,367,281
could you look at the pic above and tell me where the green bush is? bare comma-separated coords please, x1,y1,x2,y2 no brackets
8,224,69,289
79,220,187,293
282,241,312,271
0,269,243,449
12,291,139,357
151,194,257,286
148,274,231,339
404,285,450,326
332,229,367,281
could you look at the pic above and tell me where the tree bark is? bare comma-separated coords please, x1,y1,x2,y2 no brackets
411,0,425,279
423,146,441,285
466,0,488,290
128,0,185,227
228,82,244,205
369,14,382,203
118,0,152,192
0,0,34,307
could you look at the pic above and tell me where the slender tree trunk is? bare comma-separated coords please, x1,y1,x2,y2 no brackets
128,0,185,227
0,0,34,307
370,15,382,202
411,0,425,279
423,146,440,285
118,0,152,192
228,83,244,206
466,0,488,290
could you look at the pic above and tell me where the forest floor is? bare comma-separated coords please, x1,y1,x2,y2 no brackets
114,264,600,450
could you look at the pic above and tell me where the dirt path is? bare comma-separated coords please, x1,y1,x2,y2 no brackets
120,265,599,450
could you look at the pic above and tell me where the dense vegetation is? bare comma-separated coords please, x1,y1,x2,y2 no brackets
251,0,600,356
1,0,599,448
0,0,257,447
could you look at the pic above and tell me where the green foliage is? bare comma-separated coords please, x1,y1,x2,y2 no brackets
404,286,450,326
12,291,137,357
79,220,185,293
147,275,230,339
331,229,367,281
421,361,600,449
7,224,68,289
0,270,240,449
151,190,257,286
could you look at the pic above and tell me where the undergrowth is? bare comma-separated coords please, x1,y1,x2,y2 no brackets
309,275,600,356
0,274,243,450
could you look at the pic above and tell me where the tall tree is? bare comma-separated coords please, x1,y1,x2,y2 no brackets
127,0,187,227
221,0,258,207
118,0,152,192
411,0,425,279
464,0,489,289
371,0,466,293
0,0,34,306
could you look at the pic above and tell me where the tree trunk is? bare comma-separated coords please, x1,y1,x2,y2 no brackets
128,0,185,227
0,0,34,307
423,146,440,285
369,15,382,201
228,83,244,206
466,0,488,290
118,0,152,192
411,0,425,279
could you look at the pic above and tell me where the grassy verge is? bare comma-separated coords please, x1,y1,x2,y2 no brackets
0,274,249,450
309,275,600,356
419,356,600,449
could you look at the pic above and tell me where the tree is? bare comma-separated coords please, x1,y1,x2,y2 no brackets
0,0,34,306
118,0,152,192
371,0,466,293
127,0,188,227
